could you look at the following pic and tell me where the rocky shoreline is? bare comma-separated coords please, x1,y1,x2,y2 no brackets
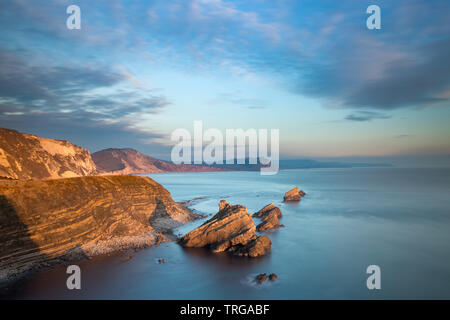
1,183,307,293
0,175,199,290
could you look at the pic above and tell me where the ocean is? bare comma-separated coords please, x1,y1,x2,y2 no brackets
8,167,450,299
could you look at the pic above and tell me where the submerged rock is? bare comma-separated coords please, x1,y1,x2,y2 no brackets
179,201,271,257
268,273,278,282
254,273,278,285
255,203,283,232
254,273,268,285
283,187,306,202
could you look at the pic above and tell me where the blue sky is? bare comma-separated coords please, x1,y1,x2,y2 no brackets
0,0,449,164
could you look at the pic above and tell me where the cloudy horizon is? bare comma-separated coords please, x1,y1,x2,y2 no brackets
0,0,449,165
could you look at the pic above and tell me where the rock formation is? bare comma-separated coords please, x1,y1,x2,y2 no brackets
0,128,98,180
253,273,278,285
254,203,283,232
92,148,228,175
179,201,271,258
283,187,306,202
269,273,278,282
254,273,268,285
0,175,197,283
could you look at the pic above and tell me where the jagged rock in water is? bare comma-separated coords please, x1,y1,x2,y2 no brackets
0,175,196,283
254,273,268,285
269,273,278,282
283,187,306,202
254,203,282,219
179,201,271,258
0,128,98,180
254,272,278,285
255,203,283,232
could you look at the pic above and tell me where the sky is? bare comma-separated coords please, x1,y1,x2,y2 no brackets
0,0,449,164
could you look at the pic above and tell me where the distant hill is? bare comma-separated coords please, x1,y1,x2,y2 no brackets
279,159,392,169
0,128,97,180
92,148,227,174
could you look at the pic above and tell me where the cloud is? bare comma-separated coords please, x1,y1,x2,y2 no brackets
393,134,413,139
142,0,450,112
0,48,170,116
287,1,450,111
0,49,123,106
0,110,170,156
0,47,172,153
345,111,391,122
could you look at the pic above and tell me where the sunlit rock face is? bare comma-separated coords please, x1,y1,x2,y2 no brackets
0,175,196,283
179,200,272,258
0,128,98,180
283,187,306,202
254,203,283,232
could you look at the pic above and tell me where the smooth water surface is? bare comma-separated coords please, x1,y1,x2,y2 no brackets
8,168,450,299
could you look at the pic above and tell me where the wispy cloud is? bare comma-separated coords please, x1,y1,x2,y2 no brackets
345,111,391,122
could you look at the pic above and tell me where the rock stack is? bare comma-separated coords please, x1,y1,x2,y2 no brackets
283,187,306,202
254,203,283,232
179,201,271,258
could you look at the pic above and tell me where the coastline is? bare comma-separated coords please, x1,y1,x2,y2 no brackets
0,200,199,295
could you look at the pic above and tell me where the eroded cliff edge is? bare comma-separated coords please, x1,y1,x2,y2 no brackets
0,175,197,284
0,128,98,180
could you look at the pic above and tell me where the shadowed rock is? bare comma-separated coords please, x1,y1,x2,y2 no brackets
269,273,278,282
254,273,267,285
283,187,306,202
254,272,278,285
179,201,271,258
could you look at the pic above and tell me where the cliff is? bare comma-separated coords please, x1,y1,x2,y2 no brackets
0,128,97,180
0,175,196,283
92,148,227,175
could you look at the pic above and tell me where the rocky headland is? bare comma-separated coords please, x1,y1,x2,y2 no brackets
179,200,272,258
0,175,197,285
92,148,228,175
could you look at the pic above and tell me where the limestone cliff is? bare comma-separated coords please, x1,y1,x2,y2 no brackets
0,128,97,180
0,175,196,283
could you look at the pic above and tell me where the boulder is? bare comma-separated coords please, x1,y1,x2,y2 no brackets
268,273,278,282
179,201,271,257
255,203,282,232
254,273,268,285
254,203,282,219
254,272,278,284
283,187,306,202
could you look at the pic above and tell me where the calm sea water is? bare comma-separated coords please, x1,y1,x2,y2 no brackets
7,168,450,299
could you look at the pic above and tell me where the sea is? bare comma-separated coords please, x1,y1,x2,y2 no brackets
7,167,450,299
